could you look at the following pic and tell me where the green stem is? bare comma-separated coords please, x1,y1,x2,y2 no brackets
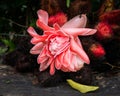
66,0,70,8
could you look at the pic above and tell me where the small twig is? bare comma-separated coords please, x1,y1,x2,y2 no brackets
1,17,28,28
0,33,28,37
105,62,120,69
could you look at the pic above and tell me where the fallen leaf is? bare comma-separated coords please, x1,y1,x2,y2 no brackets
67,79,99,93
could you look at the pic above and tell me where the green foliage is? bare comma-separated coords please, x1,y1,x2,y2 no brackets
0,0,120,55
1,39,15,52
0,0,40,53
0,38,15,55
0,47,8,54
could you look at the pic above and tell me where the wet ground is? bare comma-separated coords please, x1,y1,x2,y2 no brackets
0,64,120,96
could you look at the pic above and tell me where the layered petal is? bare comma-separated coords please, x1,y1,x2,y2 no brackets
27,26,40,37
39,59,49,71
55,57,62,70
36,19,53,31
30,35,48,44
63,49,75,71
50,61,55,75
75,56,84,70
62,14,87,28
70,37,90,64
62,28,97,37
37,46,48,64
30,42,44,54
37,9,48,25
27,26,48,44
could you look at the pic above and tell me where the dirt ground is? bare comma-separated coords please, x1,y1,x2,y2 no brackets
0,63,120,96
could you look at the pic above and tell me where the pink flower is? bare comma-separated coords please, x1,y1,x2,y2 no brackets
27,9,97,75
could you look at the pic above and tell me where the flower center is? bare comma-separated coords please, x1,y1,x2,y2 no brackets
49,36,70,56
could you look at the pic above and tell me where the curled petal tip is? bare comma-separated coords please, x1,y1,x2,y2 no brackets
27,26,39,37
83,29,97,35
27,26,32,32
70,37,90,64
80,54,90,64
85,58,90,64
91,29,97,34
37,9,48,25
27,26,33,33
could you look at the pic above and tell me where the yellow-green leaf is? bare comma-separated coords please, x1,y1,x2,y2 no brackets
67,79,99,93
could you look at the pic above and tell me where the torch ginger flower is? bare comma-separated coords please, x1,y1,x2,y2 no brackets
27,9,97,75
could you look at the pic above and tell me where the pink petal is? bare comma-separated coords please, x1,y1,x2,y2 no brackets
61,65,70,72
57,49,75,72
55,52,67,70
30,42,44,54
53,23,61,30
40,60,49,72
62,28,97,36
49,23,66,36
70,37,90,64
27,27,40,37
54,42,70,57
37,10,48,25
47,57,54,65
37,47,48,64
58,52,65,66
55,57,61,70
40,56,54,72
62,14,87,28
31,35,47,44
60,51,69,68
74,56,84,70
50,61,55,75
63,49,75,71
76,37,83,48
36,19,53,31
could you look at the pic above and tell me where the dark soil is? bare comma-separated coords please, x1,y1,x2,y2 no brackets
0,64,120,96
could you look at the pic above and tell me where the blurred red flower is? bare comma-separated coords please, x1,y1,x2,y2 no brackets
48,12,67,27
90,44,106,58
95,22,113,40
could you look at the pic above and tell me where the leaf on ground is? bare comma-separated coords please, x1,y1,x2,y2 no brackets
67,79,99,93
